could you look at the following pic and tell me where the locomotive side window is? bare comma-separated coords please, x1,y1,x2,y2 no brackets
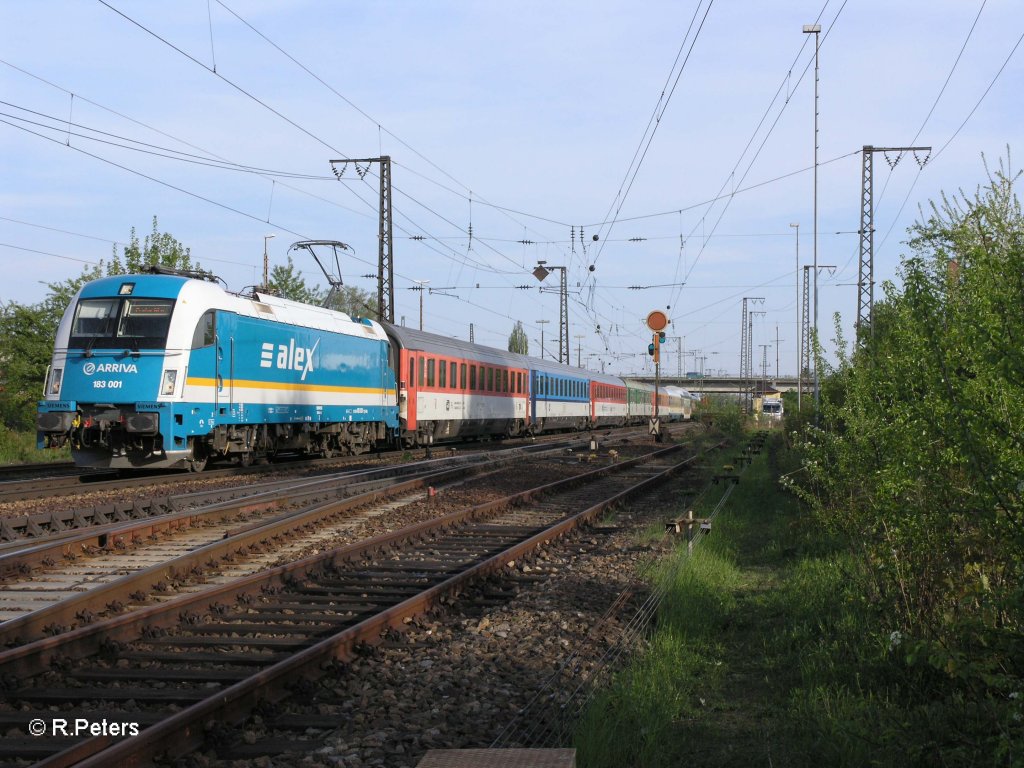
191,311,216,349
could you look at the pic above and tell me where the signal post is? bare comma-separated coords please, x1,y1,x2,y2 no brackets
646,310,669,442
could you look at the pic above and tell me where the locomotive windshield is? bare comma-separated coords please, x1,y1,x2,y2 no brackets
69,297,175,349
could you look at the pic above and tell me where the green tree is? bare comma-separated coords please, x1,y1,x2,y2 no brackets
323,284,378,319
791,155,1024,755
508,321,529,354
266,256,322,305
266,258,378,318
116,216,194,274
0,301,55,430
0,218,196,430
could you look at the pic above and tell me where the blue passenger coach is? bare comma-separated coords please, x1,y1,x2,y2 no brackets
37,271,398,470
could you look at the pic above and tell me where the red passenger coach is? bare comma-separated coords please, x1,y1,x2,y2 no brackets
590,372,629,428
382,322,530,447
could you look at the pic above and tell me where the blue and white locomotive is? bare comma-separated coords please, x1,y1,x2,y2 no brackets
37,268,397,470
37,267,697,470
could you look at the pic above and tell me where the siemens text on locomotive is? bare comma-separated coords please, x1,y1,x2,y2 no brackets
37,269,698,470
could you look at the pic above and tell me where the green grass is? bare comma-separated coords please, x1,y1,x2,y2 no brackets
574,433,1024,767
0,428,70,464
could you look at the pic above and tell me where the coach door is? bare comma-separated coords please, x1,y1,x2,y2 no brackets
402,352,417,430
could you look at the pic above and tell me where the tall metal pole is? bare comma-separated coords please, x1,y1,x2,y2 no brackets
574,334,585,367
412,279,429,330
775,325,781,379
748,317,754,414
802,266,812,400
676,336,683,384
558,266,569,365
857,145,930,338
740,299,749,414
803,24,821,411
532,262,568,365
262,233,275,290
790,223,801,411
330,157,395,323
537,320,549,361
379,156,394,323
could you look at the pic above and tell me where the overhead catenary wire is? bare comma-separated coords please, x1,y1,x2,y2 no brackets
590,0,716,271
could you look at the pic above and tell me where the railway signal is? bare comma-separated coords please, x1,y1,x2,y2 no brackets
645,311,669,441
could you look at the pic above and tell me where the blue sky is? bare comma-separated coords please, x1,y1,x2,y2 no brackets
2,1,1021,377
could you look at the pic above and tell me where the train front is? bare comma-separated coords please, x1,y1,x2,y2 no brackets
37,274,188,469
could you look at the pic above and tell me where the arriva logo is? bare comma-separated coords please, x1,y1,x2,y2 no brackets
82,362,138,375
260,338,319,381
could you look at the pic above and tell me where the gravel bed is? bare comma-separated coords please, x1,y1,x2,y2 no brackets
171,433,711,768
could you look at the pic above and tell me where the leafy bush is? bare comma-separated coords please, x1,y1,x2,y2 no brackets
791,155,1024,754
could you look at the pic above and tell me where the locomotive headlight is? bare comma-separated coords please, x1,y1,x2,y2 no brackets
161,369,178,396
48,368,63,396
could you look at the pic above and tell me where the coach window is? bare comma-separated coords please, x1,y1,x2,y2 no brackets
427,359,436,387
486,367,494,392
439,359,447,388
408,357,415,388
191,311,215,348
460,363,467,389
449,362,457,389
469,365,477,390
418,358,425,387
502,370,508,393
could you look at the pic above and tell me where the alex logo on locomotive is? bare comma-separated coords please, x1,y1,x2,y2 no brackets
259,338,319,381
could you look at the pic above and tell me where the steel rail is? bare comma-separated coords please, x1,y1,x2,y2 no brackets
0,439,588,646
0,441,695,766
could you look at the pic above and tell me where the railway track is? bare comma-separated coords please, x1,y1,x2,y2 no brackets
0,435,705,767
0,426,644,510
0,435,614,644
0,462,76,482
0,452,402,505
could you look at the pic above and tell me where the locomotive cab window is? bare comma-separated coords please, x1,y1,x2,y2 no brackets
69,296,175,349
